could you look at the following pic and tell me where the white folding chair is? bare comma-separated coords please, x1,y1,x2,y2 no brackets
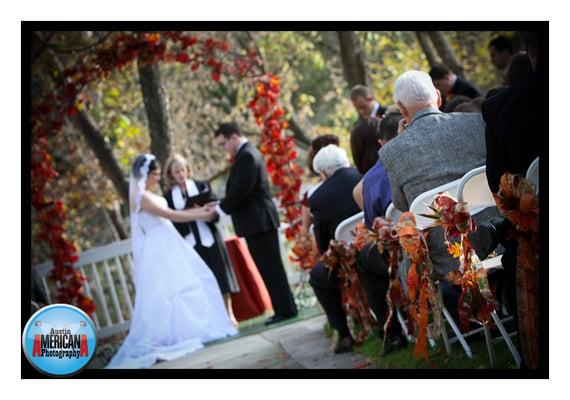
526,157,539,194
383,203,418,341
456,166,503,270
454,165,522,367
385,202,402,222
407,179,465,353
409,179,462,230
334,211,364,242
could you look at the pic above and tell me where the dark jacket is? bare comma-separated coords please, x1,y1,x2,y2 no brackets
482,71,544,193
451,76,483,99
220,141,280,238
308,167,362,254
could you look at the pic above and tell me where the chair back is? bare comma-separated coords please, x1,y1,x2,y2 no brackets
457,165,495,215
385,202,403,223
334,211,364,242
409,179,462,230
526,157,539,194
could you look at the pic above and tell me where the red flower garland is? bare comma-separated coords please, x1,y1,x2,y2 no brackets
420,193,496,332
493,173,539,368
321,240,376,344
31,32,304,315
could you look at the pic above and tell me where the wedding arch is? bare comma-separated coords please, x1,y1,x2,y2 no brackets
31,31,308,315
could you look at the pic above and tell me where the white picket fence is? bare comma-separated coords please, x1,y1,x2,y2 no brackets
33,239,136,339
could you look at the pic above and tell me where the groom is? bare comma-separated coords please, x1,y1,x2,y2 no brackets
214,122,298,325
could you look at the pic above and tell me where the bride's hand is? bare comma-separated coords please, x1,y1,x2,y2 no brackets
203,207,218,222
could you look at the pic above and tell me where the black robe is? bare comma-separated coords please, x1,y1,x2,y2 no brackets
165,180,239,294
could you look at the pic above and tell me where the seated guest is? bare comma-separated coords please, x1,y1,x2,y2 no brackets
379,70,499,320
350,85,386,122
444,94,471,113
352,113,401,228
505,51,533,87
351,112,407,355
481,31,545,343
350,118,383,175
308,145,362,354
454,101,482,113
488,35,515,78
483,32,544,194
301,135,340,234
429,64,483,111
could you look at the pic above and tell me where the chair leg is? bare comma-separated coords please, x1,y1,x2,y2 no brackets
440,316,452,355
483,323,496,367
491,311,522,367
441,305,473,358
396,309,413,342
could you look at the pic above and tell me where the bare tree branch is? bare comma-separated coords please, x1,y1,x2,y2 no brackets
416,31,439,68
337,31,369,88
74,111,129,204
427,31,465,77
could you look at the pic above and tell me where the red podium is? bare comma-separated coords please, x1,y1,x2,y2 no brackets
225,236,273,321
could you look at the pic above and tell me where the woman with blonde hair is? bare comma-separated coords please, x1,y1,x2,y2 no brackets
164,154,239,326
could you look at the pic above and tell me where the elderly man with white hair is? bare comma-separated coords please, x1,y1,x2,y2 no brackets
308,144,362,354
379,70,500,323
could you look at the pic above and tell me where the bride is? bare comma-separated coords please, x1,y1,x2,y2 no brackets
107,154,237,369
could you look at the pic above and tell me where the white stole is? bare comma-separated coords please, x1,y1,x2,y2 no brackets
171,179,215,248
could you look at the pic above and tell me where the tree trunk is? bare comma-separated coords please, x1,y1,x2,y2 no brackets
416,31,439,67
108,205,128,240
74,111,129,203
137,59,172,183
286,115,311,149
427,31,465,77
337,31,369,89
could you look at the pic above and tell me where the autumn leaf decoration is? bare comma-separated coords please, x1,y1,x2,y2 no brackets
396,212,440,361
422,193,496,332
493,172,539,368
321,240,376,344
368,217,409,346
290,231,319,270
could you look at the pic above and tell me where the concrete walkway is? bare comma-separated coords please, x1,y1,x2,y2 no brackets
153,315,375,369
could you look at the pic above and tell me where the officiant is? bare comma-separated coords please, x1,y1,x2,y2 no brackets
164,154,240,326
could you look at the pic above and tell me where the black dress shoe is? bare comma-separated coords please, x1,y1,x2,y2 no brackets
334,336,354,354
380,333,408,357
264,312,298,326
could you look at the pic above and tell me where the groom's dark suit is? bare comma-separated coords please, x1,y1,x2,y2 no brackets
219,141,297,317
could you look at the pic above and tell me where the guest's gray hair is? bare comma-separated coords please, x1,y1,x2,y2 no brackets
393,70,438,108
312,144,350,177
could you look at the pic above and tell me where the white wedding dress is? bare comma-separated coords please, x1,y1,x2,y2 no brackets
106,194,237,369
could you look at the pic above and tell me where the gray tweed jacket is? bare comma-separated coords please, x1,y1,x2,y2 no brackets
379,107,493,276
379,107,487,212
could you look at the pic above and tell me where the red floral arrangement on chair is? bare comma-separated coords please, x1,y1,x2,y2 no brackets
420,192,496,333
321,240,375,344
493,173,539,368
396,212,440,360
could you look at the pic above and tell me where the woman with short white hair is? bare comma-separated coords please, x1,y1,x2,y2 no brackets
312,144,350,179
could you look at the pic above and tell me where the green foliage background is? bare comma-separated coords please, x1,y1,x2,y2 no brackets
31,30,514,262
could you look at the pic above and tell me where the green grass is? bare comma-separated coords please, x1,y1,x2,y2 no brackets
354,331,519,369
